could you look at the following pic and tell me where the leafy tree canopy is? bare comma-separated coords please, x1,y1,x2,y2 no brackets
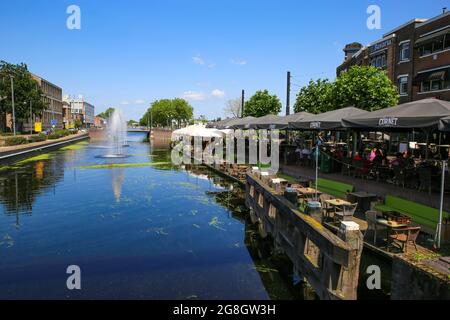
97,107,115,119
0,61,47,122
140,98,193,127
294,79,334,114
333,65,399,111
243,90,281,117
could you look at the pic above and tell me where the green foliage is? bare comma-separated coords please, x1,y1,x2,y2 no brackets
74,119,82,129
0,61,47,122
96,107,115,119
243,90,282,117
28,133,47,143
127,120,139,126
333,66,399,111
140,98,193,127
294,79,334,114
48,129,71,140
4,136,28,146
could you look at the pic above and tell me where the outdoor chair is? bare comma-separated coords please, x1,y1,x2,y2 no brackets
334,203,358,222
417,166,432,194
352,160,364,179
388,227,421,253
319,193,335,221
392,166,405,188
365,210,386,245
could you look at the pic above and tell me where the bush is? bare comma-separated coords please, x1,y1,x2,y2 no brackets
48,129,71,140
29,134,47,143
4,136,28,146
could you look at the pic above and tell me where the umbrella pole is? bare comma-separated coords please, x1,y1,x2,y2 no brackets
436,160,447,249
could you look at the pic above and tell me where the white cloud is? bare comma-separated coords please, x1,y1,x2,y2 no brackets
211,89,225,98
192,55,205,65
120,101,130,105
183,91,206,101
230,58,247,66
134,99,145,104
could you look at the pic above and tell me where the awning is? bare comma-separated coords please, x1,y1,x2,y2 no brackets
242,112,311,130
415,28,449,46
206,118,236,129
414,68,449,83
439,116,450,132
222,116,256,129
290,107,369,130
342,98,450,130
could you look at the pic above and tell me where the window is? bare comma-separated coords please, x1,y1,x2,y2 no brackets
398,76,408,95
400,42,410,61
370,53,387,68
431,79,442,91
445,33,450,49
420,42,433,56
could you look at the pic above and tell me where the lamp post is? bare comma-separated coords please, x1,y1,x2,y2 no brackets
10,75,16,136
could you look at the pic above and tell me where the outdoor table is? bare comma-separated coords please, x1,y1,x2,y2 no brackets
325,199,351,208
376,219,409,250
348,192,378,215
296,187,321,202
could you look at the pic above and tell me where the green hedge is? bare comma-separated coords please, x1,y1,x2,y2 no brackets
48,129,71,140
4,136,28,146
29,134,47,143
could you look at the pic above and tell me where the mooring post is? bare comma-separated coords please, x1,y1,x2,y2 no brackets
338,221,364,300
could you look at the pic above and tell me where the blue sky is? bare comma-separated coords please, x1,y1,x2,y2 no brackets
1,0,448,120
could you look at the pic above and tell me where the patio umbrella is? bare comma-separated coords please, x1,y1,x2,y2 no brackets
222,116,256,129
206,118,236,129
438,115,450,131
247,114,284,130
342,99,450,130
290,107,368,130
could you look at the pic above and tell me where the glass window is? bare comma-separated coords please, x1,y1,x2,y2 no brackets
421,81,431,92
432,36,445,52
399,77,408,95
400,42,410,61
445,33,450,49
431,79,442,91
421,43,433,56
381,54,387,67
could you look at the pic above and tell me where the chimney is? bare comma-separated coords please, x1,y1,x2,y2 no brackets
343,42,363,61
443,7,447,14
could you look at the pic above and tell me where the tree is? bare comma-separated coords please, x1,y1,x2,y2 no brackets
139,98,193,128
97,107,115,119
243,90,281,117
224,98,242,118
294,79,334,114
0,61,47,132
127,120,138,127
333,66,399,111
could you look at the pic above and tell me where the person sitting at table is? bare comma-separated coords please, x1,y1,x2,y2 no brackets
403,151,415,168
369,147,377,162
390,153,405,168
353,152,363,162
372,149,384,166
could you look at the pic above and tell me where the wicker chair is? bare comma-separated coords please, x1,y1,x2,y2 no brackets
388,227,421,253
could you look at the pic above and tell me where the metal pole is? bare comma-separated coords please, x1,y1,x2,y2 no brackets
10,76,16,136
436,160,446,249
30,100,33,135
241,90,245,118
286,71,291,116
315,144,319,201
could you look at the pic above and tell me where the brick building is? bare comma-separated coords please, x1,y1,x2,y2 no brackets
337,10,450,104
31,74,64,130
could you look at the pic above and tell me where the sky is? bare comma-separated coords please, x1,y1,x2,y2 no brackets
1,0,448,121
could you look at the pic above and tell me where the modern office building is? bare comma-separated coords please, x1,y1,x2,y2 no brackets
337,10,450,104
63,95,95,128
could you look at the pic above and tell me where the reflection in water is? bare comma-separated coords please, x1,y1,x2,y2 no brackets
111,168,125,202
0,133,388,299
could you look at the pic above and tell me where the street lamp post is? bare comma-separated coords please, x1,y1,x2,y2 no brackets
10,75,16,136
29,100,33,135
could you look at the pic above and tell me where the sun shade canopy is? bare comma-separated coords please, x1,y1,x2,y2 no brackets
289,107,369,130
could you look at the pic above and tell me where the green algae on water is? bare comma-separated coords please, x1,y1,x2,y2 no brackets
16,154,52,165
79,162,172,169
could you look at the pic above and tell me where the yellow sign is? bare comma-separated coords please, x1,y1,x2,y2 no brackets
34,122,42,133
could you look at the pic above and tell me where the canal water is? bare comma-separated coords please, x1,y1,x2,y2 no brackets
0,132,391,299
0,132,314,299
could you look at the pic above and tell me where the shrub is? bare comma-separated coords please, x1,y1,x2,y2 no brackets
4,136,28,146
29,134,47,143
48,129,71,140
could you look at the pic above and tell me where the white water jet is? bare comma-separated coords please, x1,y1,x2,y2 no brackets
102,109,128,158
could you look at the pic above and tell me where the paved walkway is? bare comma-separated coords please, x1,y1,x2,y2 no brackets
280,163,450,212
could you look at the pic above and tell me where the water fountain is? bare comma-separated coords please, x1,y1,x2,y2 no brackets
100,109,128,158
